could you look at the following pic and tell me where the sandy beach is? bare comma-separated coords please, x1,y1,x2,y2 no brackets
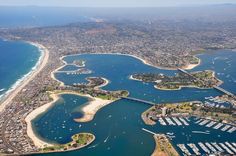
25,93,58,148
183,56,201,70
53,91,114,123
74,95,113,122
94,77,110,90
49,55,114,123
61,52,201,71
0,42,49,112
24,90,113,149
129,75,142,81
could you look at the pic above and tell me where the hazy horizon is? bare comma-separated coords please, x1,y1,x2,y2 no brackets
0,0,236,7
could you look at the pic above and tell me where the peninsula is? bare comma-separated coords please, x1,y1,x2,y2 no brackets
131,70,222,90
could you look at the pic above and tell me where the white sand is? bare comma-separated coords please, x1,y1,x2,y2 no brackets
74,95,113,122
0,42,49,112
94,77,109,90
183,56,201,70
25,93,58,148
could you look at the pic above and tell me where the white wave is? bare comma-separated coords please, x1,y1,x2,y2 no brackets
0,88,5,92
0,43,44,103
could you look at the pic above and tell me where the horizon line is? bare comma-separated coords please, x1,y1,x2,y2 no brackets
0,3,235,8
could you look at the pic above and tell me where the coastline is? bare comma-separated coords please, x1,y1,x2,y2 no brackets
182,56,201,70
25,90,114,148
0,41,49,112
58,52,201,71
94,77,110,90
53,91,114,123
24,52,200,151
49,55,114,123
25,93,58,148
74,94,114,122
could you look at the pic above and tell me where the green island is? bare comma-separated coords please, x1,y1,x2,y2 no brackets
131,70,222,90
41,133,95,153
72,60,86,67
66,77,129,100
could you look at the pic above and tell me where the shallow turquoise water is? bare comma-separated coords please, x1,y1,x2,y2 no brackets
0,39,41,101
33,51,236,156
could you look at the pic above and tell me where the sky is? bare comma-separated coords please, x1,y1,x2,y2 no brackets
0,0,236,7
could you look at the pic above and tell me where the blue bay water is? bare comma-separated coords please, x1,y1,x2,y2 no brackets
33,51,236,156
0,39,40,101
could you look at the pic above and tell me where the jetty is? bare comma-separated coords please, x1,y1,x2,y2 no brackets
121,97,155,105
142,128,157,135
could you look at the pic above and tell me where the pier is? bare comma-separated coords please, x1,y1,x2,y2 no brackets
121,97,156,106
141,128,157,135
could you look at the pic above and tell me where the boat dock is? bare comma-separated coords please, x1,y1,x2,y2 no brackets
187,143,200,155
178,142,236,155
211,142,224,152
179,117,189,126
213,123,224,129
219,143,234,154
157,117,189,126
177,144,191,155
198,142,210,154
196,118,236,133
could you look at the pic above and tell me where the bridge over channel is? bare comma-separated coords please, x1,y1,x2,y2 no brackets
121,97,156,106
178,68,235,97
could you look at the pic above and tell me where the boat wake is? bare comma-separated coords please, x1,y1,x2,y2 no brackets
192,131,210,134
88,143,99,149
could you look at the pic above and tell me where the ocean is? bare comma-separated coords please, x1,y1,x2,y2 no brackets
0,39,41,102
0,6,91,28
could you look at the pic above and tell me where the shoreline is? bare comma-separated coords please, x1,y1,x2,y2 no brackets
182,56,201,70
94,77,110,90
0,41,49,112
59,52,201,71
74,94,114,122
25,93,58,148
25,90,114,148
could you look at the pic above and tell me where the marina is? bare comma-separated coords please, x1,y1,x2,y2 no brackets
227,127,236,133
211,142,224,152
165,117,176,126
221,125,231,131
205,121,216,127
158,117,166,126
187,143,200,155
198,142,210,154
178,142,236,155
199,119,209,126
178,117,189,126
219,143,234,154
27,53,236,156
172,117,182,126
213,123,224,129
195,118,236,134
177,144,191,155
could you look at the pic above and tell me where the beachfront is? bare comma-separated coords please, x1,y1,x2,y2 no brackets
0,42,49,112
